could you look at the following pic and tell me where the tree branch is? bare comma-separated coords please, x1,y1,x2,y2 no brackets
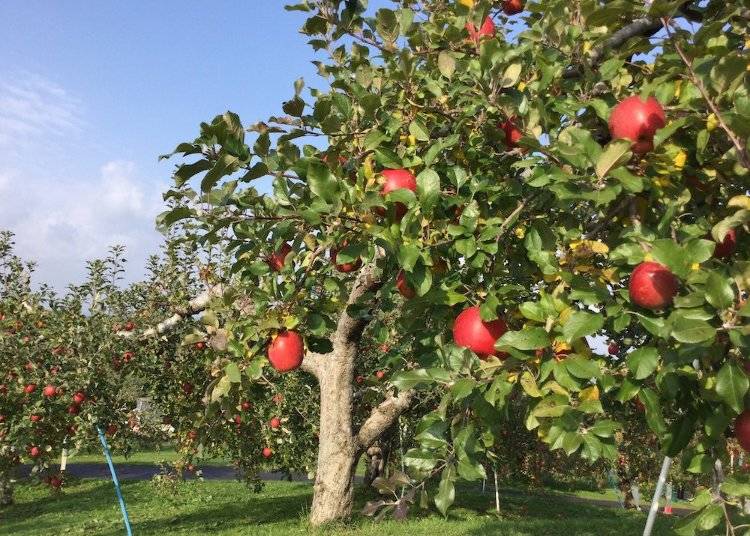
300,350,326,380
661,18,750,170
118,283,225,339
356,389,414,451
332,261,384,350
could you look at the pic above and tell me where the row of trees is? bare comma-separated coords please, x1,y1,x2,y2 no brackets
3,0,750,532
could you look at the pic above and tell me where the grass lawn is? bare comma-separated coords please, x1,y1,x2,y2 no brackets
0,479,678,535
65,447,229,466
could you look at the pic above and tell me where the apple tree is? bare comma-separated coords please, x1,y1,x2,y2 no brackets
153,0,750,528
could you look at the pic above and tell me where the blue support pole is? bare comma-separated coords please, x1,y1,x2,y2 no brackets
97,426,133,536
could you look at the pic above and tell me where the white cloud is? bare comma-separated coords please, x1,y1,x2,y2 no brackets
0,161,167,289
0,72,84,149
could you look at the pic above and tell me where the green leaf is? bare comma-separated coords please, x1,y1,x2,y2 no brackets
437,51,456,78
589,420,621,438
409,119,430,142
671,316,715,344
564,356,600,379
716,362,749,413
561,311,604,342
497,327,550,351
500,63,522,88
721,476,750,498
520,371,543,397
595,139,632,179
307,160,340,203
416,169,440,212
705,272,734,310
434,464,456,517
639,388,667,437
626,347,659,380
673,503,723,535
225,362,241,383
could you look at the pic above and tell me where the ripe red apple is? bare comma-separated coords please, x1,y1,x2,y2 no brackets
452,306,508,359
187,430,198,441
185,463,196,473
396,270,416,299
28,446,41,458
24,362,35,371
49,475,63,489
124,321,135,331
181,382,194,395
355,375,365,385
0,415,5,423
122,351,134,363
106,424,117,436
465,16,495,43
24,383,37,394
272,393,284,405
0,384,7,395
714,229,737,259
42,384,57,398
331,242,363,273
67,404,80,415
67,425,77,435
233,414,242,425
269,417,281,429
502,0,524,15
608,96,666,154
267,331,304,372
377,169,417,221
72,391,86,405
736,410,750,452
628,261,679,310
375,370,386,380
266,243,292,272
379,343,390,353
608,342,620,355
194,341,206,351
501,118,523,148
30,414,42,423
262,447,273,459
241,401,252,411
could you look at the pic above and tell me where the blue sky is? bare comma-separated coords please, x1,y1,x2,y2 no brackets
1,1,393,288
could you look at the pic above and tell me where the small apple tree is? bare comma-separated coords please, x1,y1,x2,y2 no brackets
154,0,749,528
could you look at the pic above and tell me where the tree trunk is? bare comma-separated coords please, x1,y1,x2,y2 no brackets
309,359,358,526
0,475,13,507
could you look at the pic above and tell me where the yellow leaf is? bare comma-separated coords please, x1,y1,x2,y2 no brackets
673,150,687,170
507,372,518,383
706,113,719,132
458,0,474,6
674,80,682,98
520,371,543,398
408,134,417,146
517,81,527,92
728,195,750,209
644,252,654,262
583,41,592,54
580,385,600,402
514,226,526,239
553,340,571,354
558,307,573,325
691,262,700,271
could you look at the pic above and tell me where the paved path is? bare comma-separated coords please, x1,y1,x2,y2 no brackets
21,463,693,517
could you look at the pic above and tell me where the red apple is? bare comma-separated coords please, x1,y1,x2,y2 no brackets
452,306,508,359
106,424,117,436
375,370,386,380
272,393,284,405
194,341,206,351
42,385,57,398
30,414,42,423
124,321,135,331
28,446,41,458
0,384,7,395
187,430,198,441
122,351,134,362
241,401,252,411
501,118,523,149
262,447,273,459
377,169,417,221
267,331,304,372
355,375,365,385
465,16,495,43
714,229,737,259
608,96,666,154
608,342,620,355
736,410,750,452
266,243,292,272
396,270,416,299
628,261,679,310
233,414,242,425
331,242,363,273
24,362,35,371
502,0,524,15
185,464,196,473
181,382,194,395
24,383,37,394
269,417,281,429
72,391,86,405
49,475,63,489
67,404,80,415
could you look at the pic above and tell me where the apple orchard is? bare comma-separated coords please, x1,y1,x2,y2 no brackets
2,0,750,532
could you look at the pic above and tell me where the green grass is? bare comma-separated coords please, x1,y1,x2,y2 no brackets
65,447,229,466
0,479,678,535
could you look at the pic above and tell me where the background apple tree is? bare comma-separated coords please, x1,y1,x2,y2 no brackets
138,0,750,530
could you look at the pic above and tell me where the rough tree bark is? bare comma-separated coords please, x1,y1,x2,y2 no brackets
0,474,13,507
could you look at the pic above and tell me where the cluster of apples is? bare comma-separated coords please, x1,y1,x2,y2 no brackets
465,1,525,44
